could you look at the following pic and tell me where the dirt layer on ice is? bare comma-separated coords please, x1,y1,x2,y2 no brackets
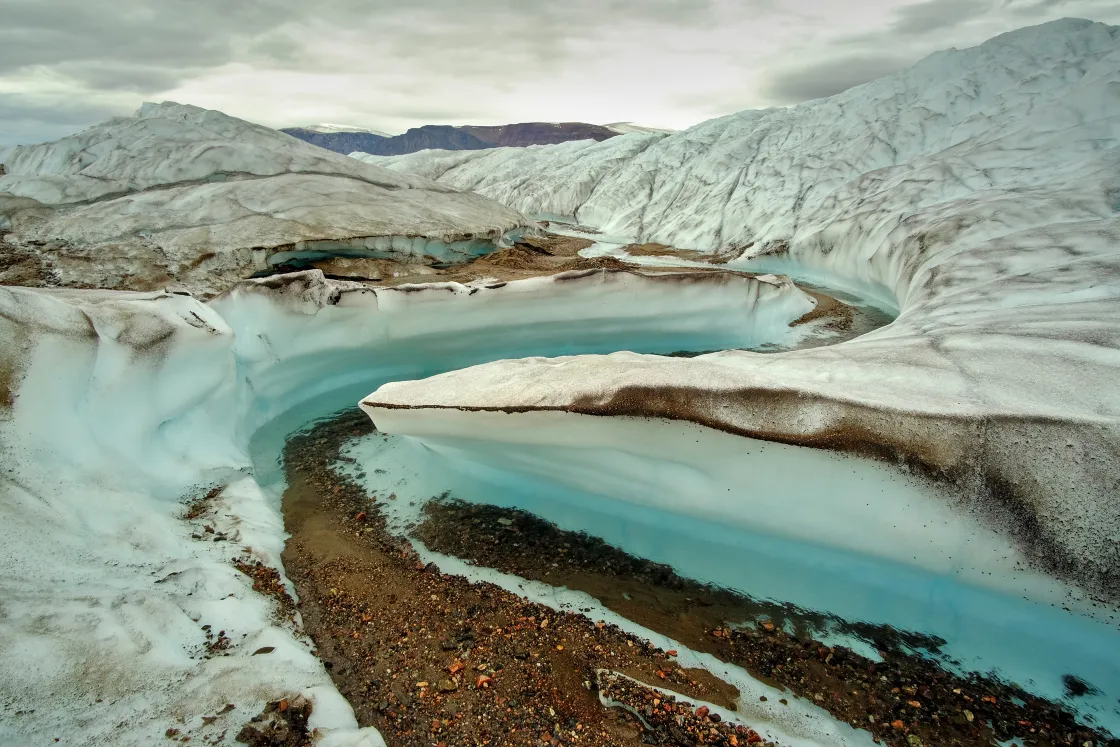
414,499,1117,747
281,409,774,746
300,233,775,288
621,243,727,263
302,234,652,286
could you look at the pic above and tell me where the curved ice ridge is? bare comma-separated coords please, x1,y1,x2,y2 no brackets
0,268,808,745
0,102,528,295
360,18,1120,602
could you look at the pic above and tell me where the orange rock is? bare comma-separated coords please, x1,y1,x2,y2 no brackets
448,660,465,675
892,720,905,730
278,699,289,713
476,675,493,688
666,649,678,657
355,511,367,521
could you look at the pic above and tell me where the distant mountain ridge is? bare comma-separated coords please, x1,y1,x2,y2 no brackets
280,127,392,156
460,122,618,147
281,121,627,155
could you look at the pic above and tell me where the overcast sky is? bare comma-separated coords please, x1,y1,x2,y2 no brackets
2,0,1119,146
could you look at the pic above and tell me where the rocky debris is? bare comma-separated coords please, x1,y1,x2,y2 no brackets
279,409,746,746
202,625,232,658
236,697,312,747
304,257,443,282
415,499,1116,747
539,219,601,235
0,237,54,287
597,671,774,746
182,485,224,520
622,243,708,260
517,234,595,257
232,557,298,624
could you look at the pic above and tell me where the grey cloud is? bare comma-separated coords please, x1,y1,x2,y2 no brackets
1002,0,1120,18
889,0,995,35
0,94,129,147
0,0,723,137
759,54,913,104
50,63,185,94
752,0,1001,108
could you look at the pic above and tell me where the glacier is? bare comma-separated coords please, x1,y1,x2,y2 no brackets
0,102,527,295
1,14,1120,747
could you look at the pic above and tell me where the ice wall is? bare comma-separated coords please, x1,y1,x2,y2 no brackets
0,102,528,295
360,19,1120,606
349,408,1120,730
0,268,809,745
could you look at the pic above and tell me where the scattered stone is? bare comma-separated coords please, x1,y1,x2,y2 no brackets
235,697,310,747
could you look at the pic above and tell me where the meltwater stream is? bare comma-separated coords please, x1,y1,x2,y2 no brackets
243,269,1120,737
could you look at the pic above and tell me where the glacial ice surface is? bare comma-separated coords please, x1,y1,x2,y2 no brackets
0,102,527,294
362,18,1120,613
4,14,1120,746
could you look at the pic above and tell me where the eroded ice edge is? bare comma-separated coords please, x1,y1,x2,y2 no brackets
0,268,818,746
331,434,877,747
343,407,1120,734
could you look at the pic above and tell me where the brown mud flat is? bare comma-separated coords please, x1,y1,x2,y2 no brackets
281,410,773,747
304,239,624,287
791,290,853,333
416,500,1116,747
0,235,55,287
622,243,710,261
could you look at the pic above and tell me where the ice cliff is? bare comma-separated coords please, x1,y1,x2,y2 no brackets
0,102,527,295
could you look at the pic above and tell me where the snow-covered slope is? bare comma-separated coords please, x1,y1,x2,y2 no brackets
605,122,677,135
353,133,670,220
0,103,527,294
298,123,394,137
362,18,1120,606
